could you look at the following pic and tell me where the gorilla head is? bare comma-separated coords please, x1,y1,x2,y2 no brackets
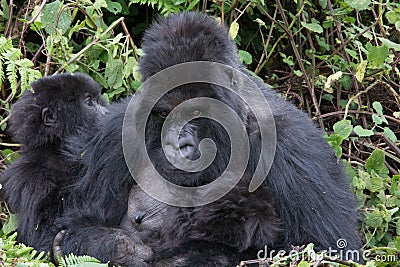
139,13,240,81
136,14,261,187
8,73,108,147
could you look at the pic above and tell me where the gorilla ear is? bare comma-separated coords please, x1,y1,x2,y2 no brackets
41,107,57,126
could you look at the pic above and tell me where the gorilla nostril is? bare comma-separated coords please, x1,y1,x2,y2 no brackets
179,142,196,159
179,143,193,150
133,211,146,224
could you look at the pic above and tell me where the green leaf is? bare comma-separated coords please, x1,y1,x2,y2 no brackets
106,87,125,99
1,149,20,164
16,246,34,256
322,93,334,101
333,120,353,139
123,57,138,78
344,0,371,11
365,149,389,175
353,125,374,137
105,58,123,89
93,0,107,9
319,0,327,9
386,10,400,25
300,21,323,33
384,127,397,142
378,37,400,51
345,48,357,60
367,45,389,67
105,0,122,14
388,207,399,217
327,134,343,157
254,18,266,27
372,101,383,115
389,175,400,196
2,213,18,235
1,0,9,19
316,36,330,51
366,176,383,192
298,261,311,267
386,196,400,208
238,50,252,65
394,236,400,250
42,0,72,35
372,114,383,125
187,0,200,10
229,20,239,40
324,71,342,92
280,52,294,66
294,70,303,77
353,172,367,190
355,60,368,82
365,209,383,228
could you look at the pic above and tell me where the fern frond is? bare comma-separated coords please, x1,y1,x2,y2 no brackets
0,37,14,89
5,60,17,97
3,48,21,100
59,253,108,267
16,58,41,95
0,36,13,54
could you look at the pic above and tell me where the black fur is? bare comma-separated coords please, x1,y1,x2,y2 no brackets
55,12,360,266
0,73,107,252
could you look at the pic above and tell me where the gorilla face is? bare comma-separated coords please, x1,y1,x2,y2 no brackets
143,83,248,187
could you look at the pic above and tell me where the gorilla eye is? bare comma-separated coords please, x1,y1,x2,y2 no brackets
85,96,95,107
191,110,201,117
159,111,169,118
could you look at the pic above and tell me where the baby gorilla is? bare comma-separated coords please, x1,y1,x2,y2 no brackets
0,73,107,252
121,174,282,266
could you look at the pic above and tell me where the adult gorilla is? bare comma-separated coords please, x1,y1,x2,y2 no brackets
56,12,361,266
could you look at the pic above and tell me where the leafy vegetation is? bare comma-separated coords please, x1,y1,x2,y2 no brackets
0,0,399,266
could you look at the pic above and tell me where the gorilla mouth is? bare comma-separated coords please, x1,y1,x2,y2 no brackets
158,166,215,187
160,165,199,176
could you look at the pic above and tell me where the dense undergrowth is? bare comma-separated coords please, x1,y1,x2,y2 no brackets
0,0,399,266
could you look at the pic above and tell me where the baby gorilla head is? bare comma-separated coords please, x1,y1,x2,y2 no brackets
8,73,108,147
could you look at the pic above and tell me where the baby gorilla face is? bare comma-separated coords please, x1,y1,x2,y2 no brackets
120,185,169,245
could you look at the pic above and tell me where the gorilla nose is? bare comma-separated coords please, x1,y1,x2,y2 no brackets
179,141,196,159
132,211,146,224
164,141,196,161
